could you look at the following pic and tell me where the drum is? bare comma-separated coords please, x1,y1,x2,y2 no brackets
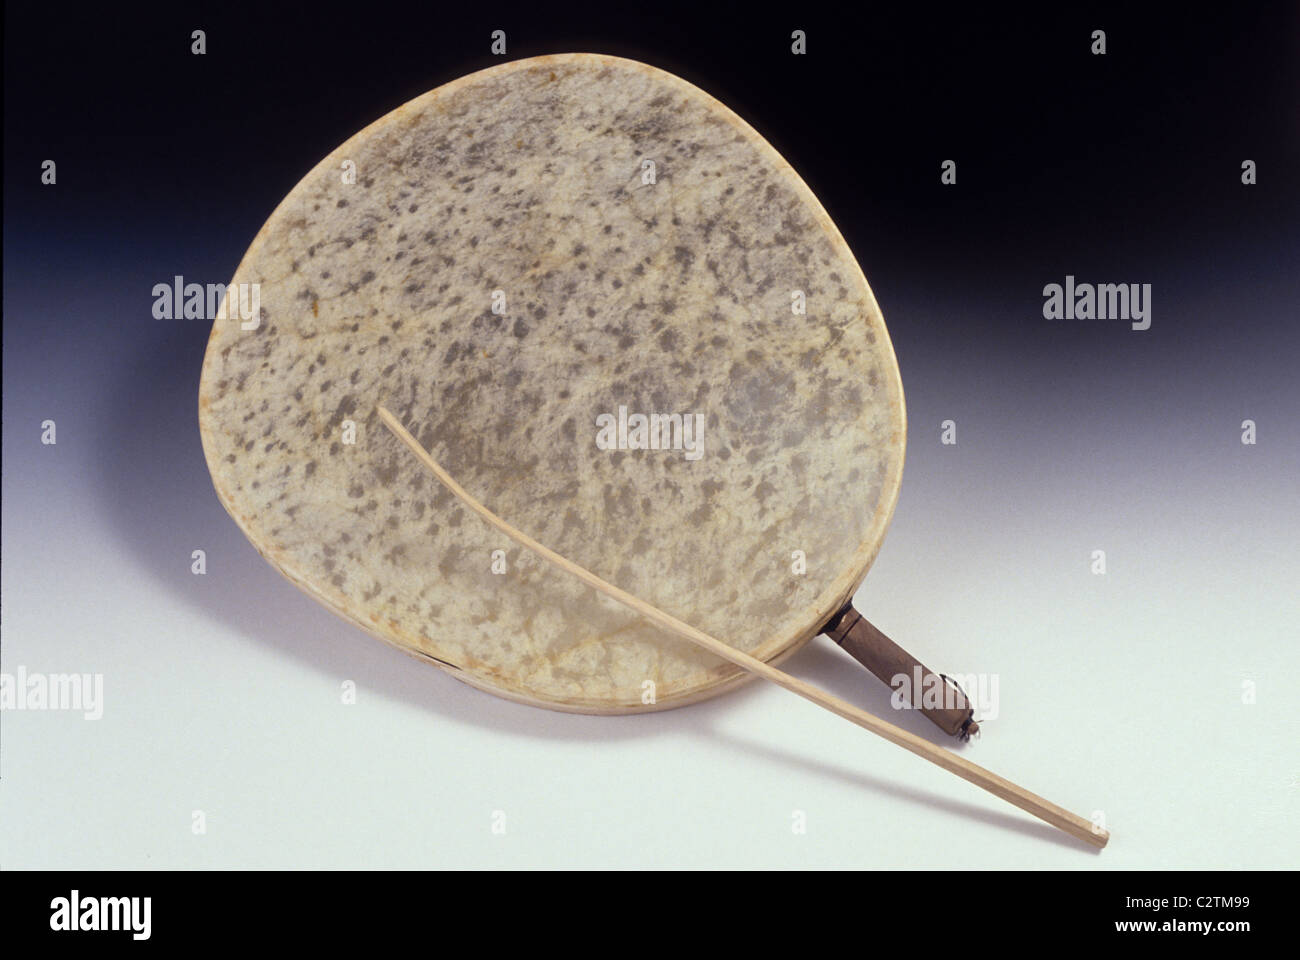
200,53,937,718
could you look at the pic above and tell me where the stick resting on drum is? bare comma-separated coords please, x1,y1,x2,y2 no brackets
377,405,1109,850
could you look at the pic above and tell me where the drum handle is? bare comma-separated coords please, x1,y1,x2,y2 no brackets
821,604,979,740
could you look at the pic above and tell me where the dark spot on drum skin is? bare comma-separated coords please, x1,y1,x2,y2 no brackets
689,502,712,524
375,458,400,485
437,545,466,580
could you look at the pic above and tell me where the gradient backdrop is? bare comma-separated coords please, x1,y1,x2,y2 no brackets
3,3,1298,867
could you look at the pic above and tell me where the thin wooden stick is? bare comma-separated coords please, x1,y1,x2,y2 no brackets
377,405,1109,849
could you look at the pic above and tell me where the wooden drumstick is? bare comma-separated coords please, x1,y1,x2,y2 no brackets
377,405,1109,849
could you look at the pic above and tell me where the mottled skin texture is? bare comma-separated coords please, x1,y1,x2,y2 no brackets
199,54,906,712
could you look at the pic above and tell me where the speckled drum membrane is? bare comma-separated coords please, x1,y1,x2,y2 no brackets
199,54,906,713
